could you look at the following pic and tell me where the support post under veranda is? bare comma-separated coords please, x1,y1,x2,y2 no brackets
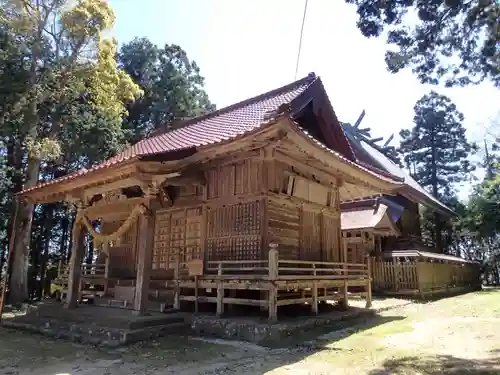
268,243,279,322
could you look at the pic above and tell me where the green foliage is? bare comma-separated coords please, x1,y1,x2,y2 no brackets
89,38,143,121
0,0,144,302
0,3,215,299
118,37,215,143
399,91,475,198
346,0,500,87
468,176,500,239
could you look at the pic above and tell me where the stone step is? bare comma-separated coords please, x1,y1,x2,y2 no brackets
2,315,189,347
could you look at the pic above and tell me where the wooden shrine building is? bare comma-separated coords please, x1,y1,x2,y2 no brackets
338,121,481,296
17,73,413,321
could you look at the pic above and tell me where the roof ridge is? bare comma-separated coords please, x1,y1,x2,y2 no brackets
149,73,318,137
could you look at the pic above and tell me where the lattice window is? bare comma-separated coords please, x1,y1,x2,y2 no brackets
206,201,261,261
152,207,202,270
153,211,171,270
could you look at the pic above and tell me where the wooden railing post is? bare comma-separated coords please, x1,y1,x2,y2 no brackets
365,255,372,308
268,243,279,322
216,262,224,317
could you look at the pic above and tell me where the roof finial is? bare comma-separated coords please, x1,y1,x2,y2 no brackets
306,72,316,81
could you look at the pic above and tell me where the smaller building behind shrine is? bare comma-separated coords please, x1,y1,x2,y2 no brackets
339,121,480,296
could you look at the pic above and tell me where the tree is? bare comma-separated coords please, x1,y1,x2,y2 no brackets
2,0,141,302
345,0,500,87
466,174,500,283
399,91,475,251
118,37,215,143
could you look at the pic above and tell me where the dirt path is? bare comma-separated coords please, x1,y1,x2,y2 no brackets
1,290,499,375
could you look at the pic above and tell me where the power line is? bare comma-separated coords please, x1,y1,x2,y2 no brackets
294,0,309,80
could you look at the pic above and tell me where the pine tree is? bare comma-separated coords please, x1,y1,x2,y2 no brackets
398,91,475,252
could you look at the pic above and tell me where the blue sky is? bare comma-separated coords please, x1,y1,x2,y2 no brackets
109,0,500,199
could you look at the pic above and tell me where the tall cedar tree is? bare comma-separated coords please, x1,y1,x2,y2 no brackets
118,37,215,144
345,0,500,88
399,91,474,252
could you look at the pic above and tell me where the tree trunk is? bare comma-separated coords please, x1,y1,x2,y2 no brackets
430,130,443,253
67,213,75,263
0,140,20,277
37,205,54,299
29,228,41,299
9,157,41,303
60,211,70,263
8,25,43,303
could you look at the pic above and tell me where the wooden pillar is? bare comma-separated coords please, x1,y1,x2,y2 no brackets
340,279,349,310
268,243,279,322
133,201,155,315
311,281,318,314
65,219,85,309
216,263,224,316
311,263,318,314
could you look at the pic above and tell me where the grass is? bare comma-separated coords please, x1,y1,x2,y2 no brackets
304,290,500,373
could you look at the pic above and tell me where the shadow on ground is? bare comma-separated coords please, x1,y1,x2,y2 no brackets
258,313,406,349
0,312,406,374
368,355,500,375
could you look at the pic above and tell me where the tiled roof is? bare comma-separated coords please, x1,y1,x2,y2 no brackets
298,127,403,184
21,74,317,195
22,73,406,197
341,123,454,216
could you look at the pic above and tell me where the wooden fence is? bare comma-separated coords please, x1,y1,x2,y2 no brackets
371,258,481,297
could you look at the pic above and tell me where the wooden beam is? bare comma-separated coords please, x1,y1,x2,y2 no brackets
274,151,340,188
165,172,206,187
281,120,400,193
23,119,287,204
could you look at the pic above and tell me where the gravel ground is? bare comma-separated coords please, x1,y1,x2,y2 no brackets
1,290,499,375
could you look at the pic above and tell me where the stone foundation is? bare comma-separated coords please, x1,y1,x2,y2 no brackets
2,298,411,347
191,307,384,344
1,303,188,347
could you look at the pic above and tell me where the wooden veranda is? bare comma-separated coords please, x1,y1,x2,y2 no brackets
58,244,372,320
